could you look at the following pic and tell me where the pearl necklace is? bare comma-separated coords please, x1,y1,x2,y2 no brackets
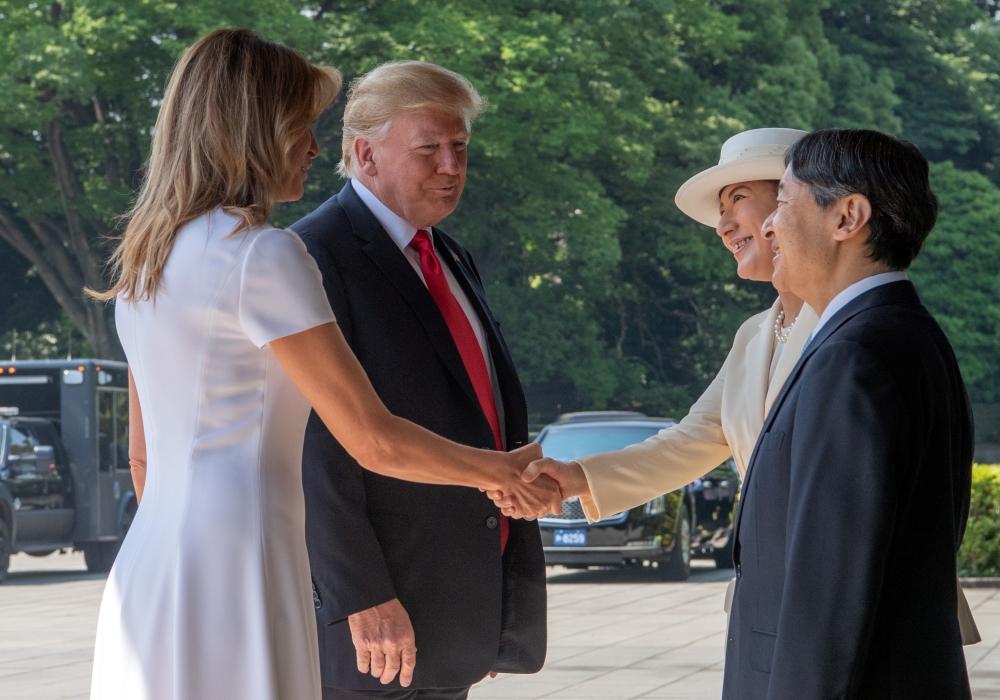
774,310,795,344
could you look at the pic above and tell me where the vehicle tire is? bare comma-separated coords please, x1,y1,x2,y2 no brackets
658,503,692,581
712,537,735,570
83,542,116,573
27,550,56,558
84,500,136,574
0,518,10,584
119,501,136,538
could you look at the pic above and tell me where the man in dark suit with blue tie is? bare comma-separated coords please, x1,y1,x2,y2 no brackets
291,61,550,700
722,128,974,699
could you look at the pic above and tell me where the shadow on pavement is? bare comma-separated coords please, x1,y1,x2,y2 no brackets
546,562,736,584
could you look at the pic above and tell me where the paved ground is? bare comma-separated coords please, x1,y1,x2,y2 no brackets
1,552,997,699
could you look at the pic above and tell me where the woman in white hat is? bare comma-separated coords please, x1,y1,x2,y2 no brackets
507,127,817,523
498,127,980,643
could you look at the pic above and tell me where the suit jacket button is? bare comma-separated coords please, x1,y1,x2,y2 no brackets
312,583,322,609
486,516,499,529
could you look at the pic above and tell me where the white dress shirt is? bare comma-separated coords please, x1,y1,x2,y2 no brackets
808,270,909,343
351,179,506,446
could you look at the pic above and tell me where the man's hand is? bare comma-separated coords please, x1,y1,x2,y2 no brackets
488,458,590,517
348,598,417,686
487,444,564,519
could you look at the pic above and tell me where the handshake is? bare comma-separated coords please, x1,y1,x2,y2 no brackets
483,443,591,520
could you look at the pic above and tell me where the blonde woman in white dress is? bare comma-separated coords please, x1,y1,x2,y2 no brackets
87,30,561,700
498,128,979,643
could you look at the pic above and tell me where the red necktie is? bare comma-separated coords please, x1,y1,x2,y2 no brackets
409,230,508,553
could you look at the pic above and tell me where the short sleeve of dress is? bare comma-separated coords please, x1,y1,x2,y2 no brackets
239,227,337,348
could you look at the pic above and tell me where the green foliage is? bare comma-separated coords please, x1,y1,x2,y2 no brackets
0,238,61,331
0,316,92,361
911,163,1000,402
2,0,1000,421
958,464,1000,577
0,0,322,358
275,0,785,417
822,0,1000,182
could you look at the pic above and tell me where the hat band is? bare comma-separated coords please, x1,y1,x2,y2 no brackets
718,144,791,165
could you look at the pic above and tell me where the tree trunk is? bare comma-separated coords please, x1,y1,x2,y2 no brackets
0,117,123,360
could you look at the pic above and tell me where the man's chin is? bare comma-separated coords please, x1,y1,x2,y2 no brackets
771,266,788,292
428,201,460,221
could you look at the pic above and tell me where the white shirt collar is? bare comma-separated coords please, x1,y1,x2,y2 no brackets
810,270,909,340
351,178,420,251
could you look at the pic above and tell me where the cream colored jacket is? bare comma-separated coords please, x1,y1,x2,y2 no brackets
578,297,816,521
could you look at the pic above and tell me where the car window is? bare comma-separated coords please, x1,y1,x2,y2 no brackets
7,424,37,461
28,423,68,466
5,424,38,471
539,426,664,461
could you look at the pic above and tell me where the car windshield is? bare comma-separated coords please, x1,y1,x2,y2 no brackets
539,425,664,461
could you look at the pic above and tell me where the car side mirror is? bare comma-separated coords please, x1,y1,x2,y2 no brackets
34,445,56,469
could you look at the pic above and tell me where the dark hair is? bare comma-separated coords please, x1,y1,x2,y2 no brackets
784,129,938,270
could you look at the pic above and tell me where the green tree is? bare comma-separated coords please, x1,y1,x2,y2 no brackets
0,0,317,359
277,0,776,416
822,0,1000,182
3,0,1000,420
0,1,167,357
910,162,1000,402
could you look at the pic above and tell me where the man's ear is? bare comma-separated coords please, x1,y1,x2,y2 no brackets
354,137,378,177
832,193,872,243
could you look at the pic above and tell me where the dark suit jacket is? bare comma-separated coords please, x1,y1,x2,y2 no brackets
723,281,973,700
292,182,547,691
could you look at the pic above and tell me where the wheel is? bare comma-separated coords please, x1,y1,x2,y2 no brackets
119,502,136,540
658,503,692,581
27,550,56,558
712,537,735,570
83,542,117,573
84,500,136,574
0,518,10,584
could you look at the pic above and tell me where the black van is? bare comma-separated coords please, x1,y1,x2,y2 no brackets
0,359,137,579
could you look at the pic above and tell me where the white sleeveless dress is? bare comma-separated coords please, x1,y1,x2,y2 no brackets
91,209,336,700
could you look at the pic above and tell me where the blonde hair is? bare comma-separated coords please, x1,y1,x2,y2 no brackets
338,61,486,178
92,29,342,302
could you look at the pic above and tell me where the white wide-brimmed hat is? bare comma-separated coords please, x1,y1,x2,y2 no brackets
674,128,809,228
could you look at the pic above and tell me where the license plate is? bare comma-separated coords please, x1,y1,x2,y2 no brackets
553,529,587,546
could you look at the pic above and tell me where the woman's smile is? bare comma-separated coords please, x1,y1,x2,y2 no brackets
731,235,752,256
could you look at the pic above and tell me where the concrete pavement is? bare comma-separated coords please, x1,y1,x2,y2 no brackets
0,552,997,699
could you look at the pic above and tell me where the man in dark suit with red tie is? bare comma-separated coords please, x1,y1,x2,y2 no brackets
292,61,548,700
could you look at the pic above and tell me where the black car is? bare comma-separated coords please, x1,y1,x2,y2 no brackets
536,411,739,580
0,413,76,558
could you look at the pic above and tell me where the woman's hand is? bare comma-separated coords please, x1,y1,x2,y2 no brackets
487,457,590,518
487,444,564,519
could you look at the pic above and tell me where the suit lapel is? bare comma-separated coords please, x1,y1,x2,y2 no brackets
338,184,482,413
435,230,529,449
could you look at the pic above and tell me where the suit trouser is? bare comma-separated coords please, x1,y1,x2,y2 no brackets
322,686,470,700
